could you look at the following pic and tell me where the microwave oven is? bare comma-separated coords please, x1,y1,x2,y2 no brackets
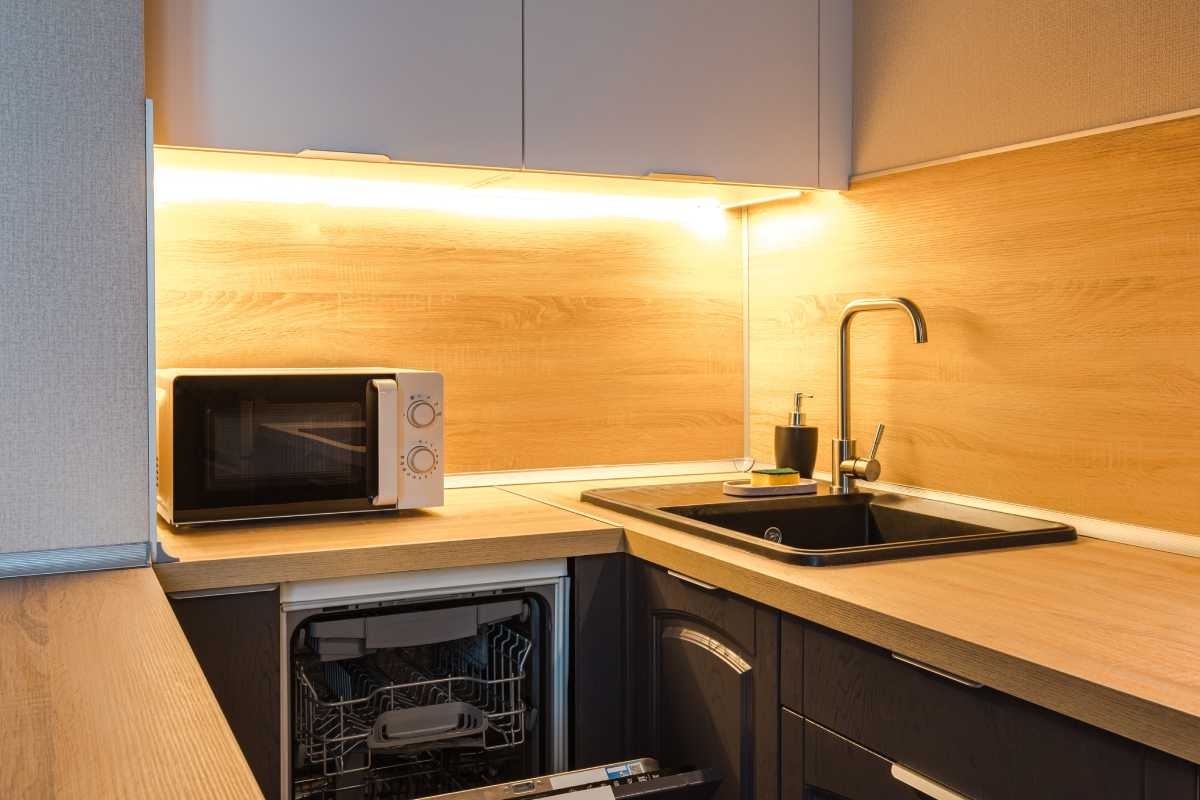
155,368,443,525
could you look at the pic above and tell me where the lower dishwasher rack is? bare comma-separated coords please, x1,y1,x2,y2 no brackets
294,622,533,797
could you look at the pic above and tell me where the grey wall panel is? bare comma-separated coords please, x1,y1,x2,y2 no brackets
0,1,148,554
854,0,1200,174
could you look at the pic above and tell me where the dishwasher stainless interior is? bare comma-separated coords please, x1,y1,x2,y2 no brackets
281,562,569,799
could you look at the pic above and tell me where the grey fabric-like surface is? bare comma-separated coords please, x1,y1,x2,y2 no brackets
854,0,1200,174
0,1,148,553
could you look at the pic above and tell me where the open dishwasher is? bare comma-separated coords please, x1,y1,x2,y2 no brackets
283,562,568,799
282,561,720,800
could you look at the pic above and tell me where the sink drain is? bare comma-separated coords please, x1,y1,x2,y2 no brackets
763,526,783,543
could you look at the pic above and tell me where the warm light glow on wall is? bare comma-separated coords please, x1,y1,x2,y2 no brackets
153,149,733,240
750,194,841,251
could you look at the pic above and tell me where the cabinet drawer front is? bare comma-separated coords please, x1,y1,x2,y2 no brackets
785,709,919,800
803,624,1145,800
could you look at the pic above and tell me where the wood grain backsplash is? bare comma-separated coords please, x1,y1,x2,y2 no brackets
154,150,744,473
748,114,1200,535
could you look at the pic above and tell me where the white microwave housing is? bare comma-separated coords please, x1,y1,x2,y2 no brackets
156,367,443,525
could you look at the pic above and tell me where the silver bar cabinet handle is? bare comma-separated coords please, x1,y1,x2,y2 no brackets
891,764,973,800
667,570,719,591
891,653,984,689
643,170,718,182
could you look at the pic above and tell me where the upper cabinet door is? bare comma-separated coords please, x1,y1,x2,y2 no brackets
524,0,841,188
146,0,523,167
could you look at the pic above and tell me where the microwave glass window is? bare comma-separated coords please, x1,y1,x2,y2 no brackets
172,374,387,515
205,400,367,491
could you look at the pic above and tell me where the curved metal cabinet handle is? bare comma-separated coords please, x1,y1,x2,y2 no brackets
891,764,973,800
664,626,750,672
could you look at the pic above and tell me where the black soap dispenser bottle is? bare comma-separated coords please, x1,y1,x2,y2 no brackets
774,392,819,478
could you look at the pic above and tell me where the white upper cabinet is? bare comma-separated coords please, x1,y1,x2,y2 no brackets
145,0,524,168
523,0,851,189
146,0,851,191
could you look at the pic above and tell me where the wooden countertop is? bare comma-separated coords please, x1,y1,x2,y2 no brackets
154,486,623,593
503,474,1200,765
139,473,1200,765
0,567,262,799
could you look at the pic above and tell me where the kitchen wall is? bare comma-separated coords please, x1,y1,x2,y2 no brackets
748,113,1200,535
854,0,1200,174
153,149,744,473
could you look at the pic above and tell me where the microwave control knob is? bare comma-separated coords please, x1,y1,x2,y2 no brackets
407,400,437,428
407,446,437,474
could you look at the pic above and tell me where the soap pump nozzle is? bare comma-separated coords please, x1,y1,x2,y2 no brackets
790,392,813,426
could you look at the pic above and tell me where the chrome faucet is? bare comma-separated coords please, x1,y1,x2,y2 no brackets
832,297,928,493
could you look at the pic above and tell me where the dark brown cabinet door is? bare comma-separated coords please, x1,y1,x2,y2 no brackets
629,561,779,800
1145,749,1200,800
792,706,1199,800
171,587,280,800
780,615,804,713
571,554,633,767
803,621,1196,800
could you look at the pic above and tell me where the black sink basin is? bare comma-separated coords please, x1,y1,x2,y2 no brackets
581,482,1076,565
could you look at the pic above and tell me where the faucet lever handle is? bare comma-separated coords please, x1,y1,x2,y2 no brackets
867,423,886,461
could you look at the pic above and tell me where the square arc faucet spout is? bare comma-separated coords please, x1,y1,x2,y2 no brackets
833,297,928,493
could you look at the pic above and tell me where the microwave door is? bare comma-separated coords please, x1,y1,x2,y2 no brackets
369,378,399,507
170,373,391,524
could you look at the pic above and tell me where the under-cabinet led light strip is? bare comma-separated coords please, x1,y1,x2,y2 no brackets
153,165,732,239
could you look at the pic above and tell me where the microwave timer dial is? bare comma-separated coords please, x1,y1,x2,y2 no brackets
407,445,438,475
406,399,438,428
